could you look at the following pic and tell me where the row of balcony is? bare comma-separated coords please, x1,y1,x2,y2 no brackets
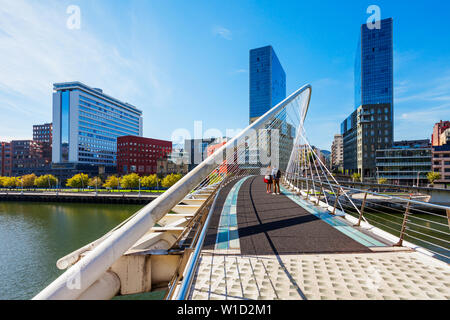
376,162,431,167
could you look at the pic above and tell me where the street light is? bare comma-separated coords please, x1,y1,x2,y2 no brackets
416,171,422,188
138,178,141,197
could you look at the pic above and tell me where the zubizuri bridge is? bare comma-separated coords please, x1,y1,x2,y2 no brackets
34,85,450,300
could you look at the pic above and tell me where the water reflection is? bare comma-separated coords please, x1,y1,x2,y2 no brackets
0,202,142,300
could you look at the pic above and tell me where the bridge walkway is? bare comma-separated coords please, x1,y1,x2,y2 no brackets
188,176,450,300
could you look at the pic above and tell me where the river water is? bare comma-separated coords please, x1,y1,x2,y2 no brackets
0,201,166,300
1,201,448,299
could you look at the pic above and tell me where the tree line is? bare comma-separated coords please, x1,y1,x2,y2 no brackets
0,173,183,190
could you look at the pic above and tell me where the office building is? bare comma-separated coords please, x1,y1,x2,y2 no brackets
52,82,143,168
432,121,450,146
33,123,53,144
249,46,286,124
342,18,394,178
376,140,432,186
432,144,450,186
117,136,172,176
33,122,53,164
0,142,12,177
331,134,343,171
184,138,217,171
10,140,49,176
440,128,450,146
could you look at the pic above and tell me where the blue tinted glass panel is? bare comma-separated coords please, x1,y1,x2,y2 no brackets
61,91,70,162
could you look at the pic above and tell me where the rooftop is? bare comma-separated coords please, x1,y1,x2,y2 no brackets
53,81,142,115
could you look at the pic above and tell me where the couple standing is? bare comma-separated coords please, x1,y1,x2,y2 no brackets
264,166,281,195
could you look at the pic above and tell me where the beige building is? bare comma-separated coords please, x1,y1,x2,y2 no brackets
439,128,450,146
157,150,189,177
331,134,343,171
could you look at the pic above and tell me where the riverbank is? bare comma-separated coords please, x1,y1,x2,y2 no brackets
0,191,160,204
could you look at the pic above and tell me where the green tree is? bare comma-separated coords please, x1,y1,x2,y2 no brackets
161,174,182,188
21,174,37,188
88,177,103,188
0,176,5,187
378,178,388,185
141,174,160,189
103,175,120,189
427,172,441,186
120,173,140,190
66,173,89,189
351,173,361,182
35,175,58,188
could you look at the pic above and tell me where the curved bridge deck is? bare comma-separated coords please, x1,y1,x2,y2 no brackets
188,176,450,300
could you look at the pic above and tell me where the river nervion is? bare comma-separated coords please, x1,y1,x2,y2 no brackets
0,201,141,300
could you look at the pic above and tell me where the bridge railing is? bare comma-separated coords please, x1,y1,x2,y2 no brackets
283,174,450,262
34,84,312,300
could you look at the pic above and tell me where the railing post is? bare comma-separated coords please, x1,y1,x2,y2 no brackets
394,196,412,247
446,209,450,231
354,192,368,227
332,189,341,215
306,186,310,200
316,185,323,206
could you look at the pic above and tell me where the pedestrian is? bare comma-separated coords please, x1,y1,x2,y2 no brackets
264,166,273,194
272,166,281,195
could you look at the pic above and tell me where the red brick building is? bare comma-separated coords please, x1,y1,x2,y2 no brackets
0,142,12,176
117,136,172,176
207,140,230,174
432,121,450,146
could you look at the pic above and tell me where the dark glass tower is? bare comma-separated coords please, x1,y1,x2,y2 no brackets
342,18,394,178
355,18,394,112
249,46,286,124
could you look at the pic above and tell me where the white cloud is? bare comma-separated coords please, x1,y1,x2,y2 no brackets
230,69,247,75
212,26,232,40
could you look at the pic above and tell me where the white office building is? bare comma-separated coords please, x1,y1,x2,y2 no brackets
52,82,143,166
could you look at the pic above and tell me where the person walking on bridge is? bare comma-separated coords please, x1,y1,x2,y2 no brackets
272,166,281,195
264,166,273,194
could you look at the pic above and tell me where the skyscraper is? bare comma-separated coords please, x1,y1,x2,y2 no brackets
342,18,394,178
249,45,286,124
52,82,143,168
355,18,394,112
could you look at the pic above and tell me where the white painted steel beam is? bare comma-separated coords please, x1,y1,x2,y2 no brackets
33,84,312,300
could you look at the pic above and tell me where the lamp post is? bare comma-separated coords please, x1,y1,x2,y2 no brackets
138,178,141,198
20,178,23,195
416,171,422,188
95,178,98,197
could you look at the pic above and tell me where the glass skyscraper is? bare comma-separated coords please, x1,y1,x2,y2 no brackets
249,45,286,124
341,18,394,178
52,82,143,166
355,18,393,112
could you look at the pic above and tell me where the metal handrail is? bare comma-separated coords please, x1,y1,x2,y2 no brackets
175,185,222,300
34,84,313,300
296,176,450,212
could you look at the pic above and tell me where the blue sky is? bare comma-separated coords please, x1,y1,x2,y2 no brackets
0,0,449,150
